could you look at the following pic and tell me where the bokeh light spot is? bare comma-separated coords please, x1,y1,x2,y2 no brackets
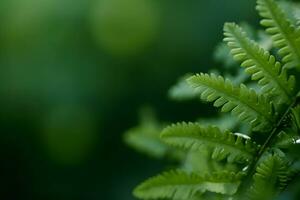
89,0,160,56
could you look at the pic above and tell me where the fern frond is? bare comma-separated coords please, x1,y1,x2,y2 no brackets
124,108,179,159
134,170,244,199
161,122,258,164
187,73,275,131
278,1,300,26
169,74,200,101
124,125,168,159
257,0,300,70
247,153,289,199
223,22,295,104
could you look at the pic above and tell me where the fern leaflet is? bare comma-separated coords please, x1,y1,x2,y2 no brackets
161,122,258,164
134,170,244,199
223,22,295,105
257,0,300,70
187,73,275,131
247,153,289,200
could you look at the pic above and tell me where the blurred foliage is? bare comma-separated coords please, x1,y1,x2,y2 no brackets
124,108,168,159
0,0,258,199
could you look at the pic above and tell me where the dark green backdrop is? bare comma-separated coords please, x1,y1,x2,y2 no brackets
0,0,257,199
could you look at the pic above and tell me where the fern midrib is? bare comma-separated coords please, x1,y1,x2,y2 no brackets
265,0,300,68
220,87,273,124
236,96,298,197
197,79,274,124
233,32,292,101
165,134,254,161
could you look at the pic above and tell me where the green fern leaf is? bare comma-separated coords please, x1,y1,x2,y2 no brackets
278,1,300,26
161,122,258,163
134,170,244,199
247,153,289,200
187,73,275,131
257,0,300,70
223,22,295,104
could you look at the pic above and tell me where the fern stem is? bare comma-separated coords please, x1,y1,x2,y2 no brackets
236,97,298,197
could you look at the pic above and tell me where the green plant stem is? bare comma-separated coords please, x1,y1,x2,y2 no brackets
235,97,298,197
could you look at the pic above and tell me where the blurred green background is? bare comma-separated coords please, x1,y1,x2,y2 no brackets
0,0,257,199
